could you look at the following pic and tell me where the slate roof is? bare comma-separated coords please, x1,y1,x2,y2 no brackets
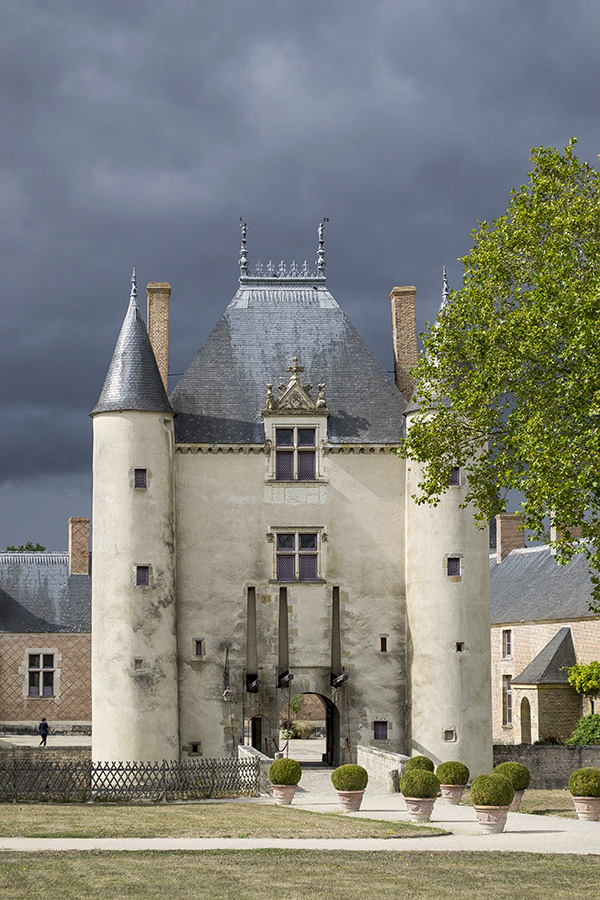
170,275,406,444
490,545,594,625
0,554,91,633
91,276,171,415
512,627,576,685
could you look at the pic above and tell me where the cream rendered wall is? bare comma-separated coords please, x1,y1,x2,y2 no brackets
174,443,406,761
405,453,492,778
91,410,179,762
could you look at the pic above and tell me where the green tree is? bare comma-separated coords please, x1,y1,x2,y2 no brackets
4,542,46,552
568,662,600,713
398,140,600,611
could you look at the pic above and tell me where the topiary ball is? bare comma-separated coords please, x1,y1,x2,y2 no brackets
331,764,368,792
436,761,470,786
470,774,514,807
400,769,440,799
405,755,435,773
569,767,600,797
268,758,302,786
493,761,530,791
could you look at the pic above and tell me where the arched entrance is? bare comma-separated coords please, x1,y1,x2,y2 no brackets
280,692,340,766
520,697,532,744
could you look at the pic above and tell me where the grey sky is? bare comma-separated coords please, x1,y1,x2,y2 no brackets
2,1,599,549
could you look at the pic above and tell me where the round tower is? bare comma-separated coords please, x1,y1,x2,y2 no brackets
404,423,492,777
90,271,179,762
403,271,492,778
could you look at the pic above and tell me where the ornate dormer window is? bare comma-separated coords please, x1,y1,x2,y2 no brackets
262,357,330,483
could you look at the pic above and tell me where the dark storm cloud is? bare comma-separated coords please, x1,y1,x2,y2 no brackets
2,0,599,547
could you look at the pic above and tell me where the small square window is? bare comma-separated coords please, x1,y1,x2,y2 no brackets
297,428,316,446
443,728,457,742
374,720,388,740
447,557,461,577
455,642,464,653
134,468,147,488
277,534,295,551
134,658,144,670
136,565,149,586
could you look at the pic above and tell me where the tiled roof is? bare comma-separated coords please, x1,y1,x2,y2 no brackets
0,553,91,633
490,545,594,624
91,282,171,415
512,627,576,684
170,277,406,444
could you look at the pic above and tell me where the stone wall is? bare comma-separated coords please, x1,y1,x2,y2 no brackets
493,744,600,789
357,744,408,792
0,744,90,763
238,744,273,793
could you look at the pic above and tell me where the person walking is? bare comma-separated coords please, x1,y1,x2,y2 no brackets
38,718,49,747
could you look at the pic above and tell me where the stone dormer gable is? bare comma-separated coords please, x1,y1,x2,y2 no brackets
262,357,330,417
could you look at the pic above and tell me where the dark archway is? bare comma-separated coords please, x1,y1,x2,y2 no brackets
520,697,532,744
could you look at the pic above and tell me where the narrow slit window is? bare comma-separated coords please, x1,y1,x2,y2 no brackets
380,636,388,652
449,467,460,486
501,629,512,659
134,468,147,489
194,639,205,657
374,721,388,740
502,675,513,726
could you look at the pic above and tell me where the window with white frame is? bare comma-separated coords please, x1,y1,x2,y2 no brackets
501,628,512,659
275,427,316,481
275,531,319,582
28,653,55,697
502,674,513,726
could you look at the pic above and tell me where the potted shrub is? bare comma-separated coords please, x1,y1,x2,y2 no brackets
268,758,302,805
399,769,440,823
331,764,368,812
435,761,469,805
493,761,530,811
568,767,600,821
404,755,434,773
470,773,514,834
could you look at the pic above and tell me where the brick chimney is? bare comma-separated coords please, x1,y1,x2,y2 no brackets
68,517,90,575
146,282,171,392
389,286,417,401
550,518,583,555
496,513,526,563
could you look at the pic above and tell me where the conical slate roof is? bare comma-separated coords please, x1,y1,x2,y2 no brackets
91,272,172,415
170,273,406,444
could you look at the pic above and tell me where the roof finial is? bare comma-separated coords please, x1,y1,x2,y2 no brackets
239,219,249,277
439,265,450,314
130,267,138,306
316,218,329,277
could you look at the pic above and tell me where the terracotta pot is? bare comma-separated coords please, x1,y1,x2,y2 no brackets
509,790,524,812
336,790,365,812
271,784,297,806
474,805,510,834
571,796,600,822
439,784,465,806
404,796,436,823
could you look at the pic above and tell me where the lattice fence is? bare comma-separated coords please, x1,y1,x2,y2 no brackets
0,757,260,803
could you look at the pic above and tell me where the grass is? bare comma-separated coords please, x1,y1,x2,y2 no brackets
0,801,443,839
0,851,599,900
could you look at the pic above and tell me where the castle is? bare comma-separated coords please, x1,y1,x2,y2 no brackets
90,224,493,775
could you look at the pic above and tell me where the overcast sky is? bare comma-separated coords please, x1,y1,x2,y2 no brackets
2,1,599,550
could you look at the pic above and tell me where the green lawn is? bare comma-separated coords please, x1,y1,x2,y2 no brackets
0,801,443,839
0,851,598,900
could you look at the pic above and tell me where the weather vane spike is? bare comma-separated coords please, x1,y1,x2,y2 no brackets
239,218,249,277
316,217,329,276
130,267,138,304
439,265,450,314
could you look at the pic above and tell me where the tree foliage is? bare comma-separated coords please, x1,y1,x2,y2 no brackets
398,140,600,611
4,542,46,552
567,662,600,695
